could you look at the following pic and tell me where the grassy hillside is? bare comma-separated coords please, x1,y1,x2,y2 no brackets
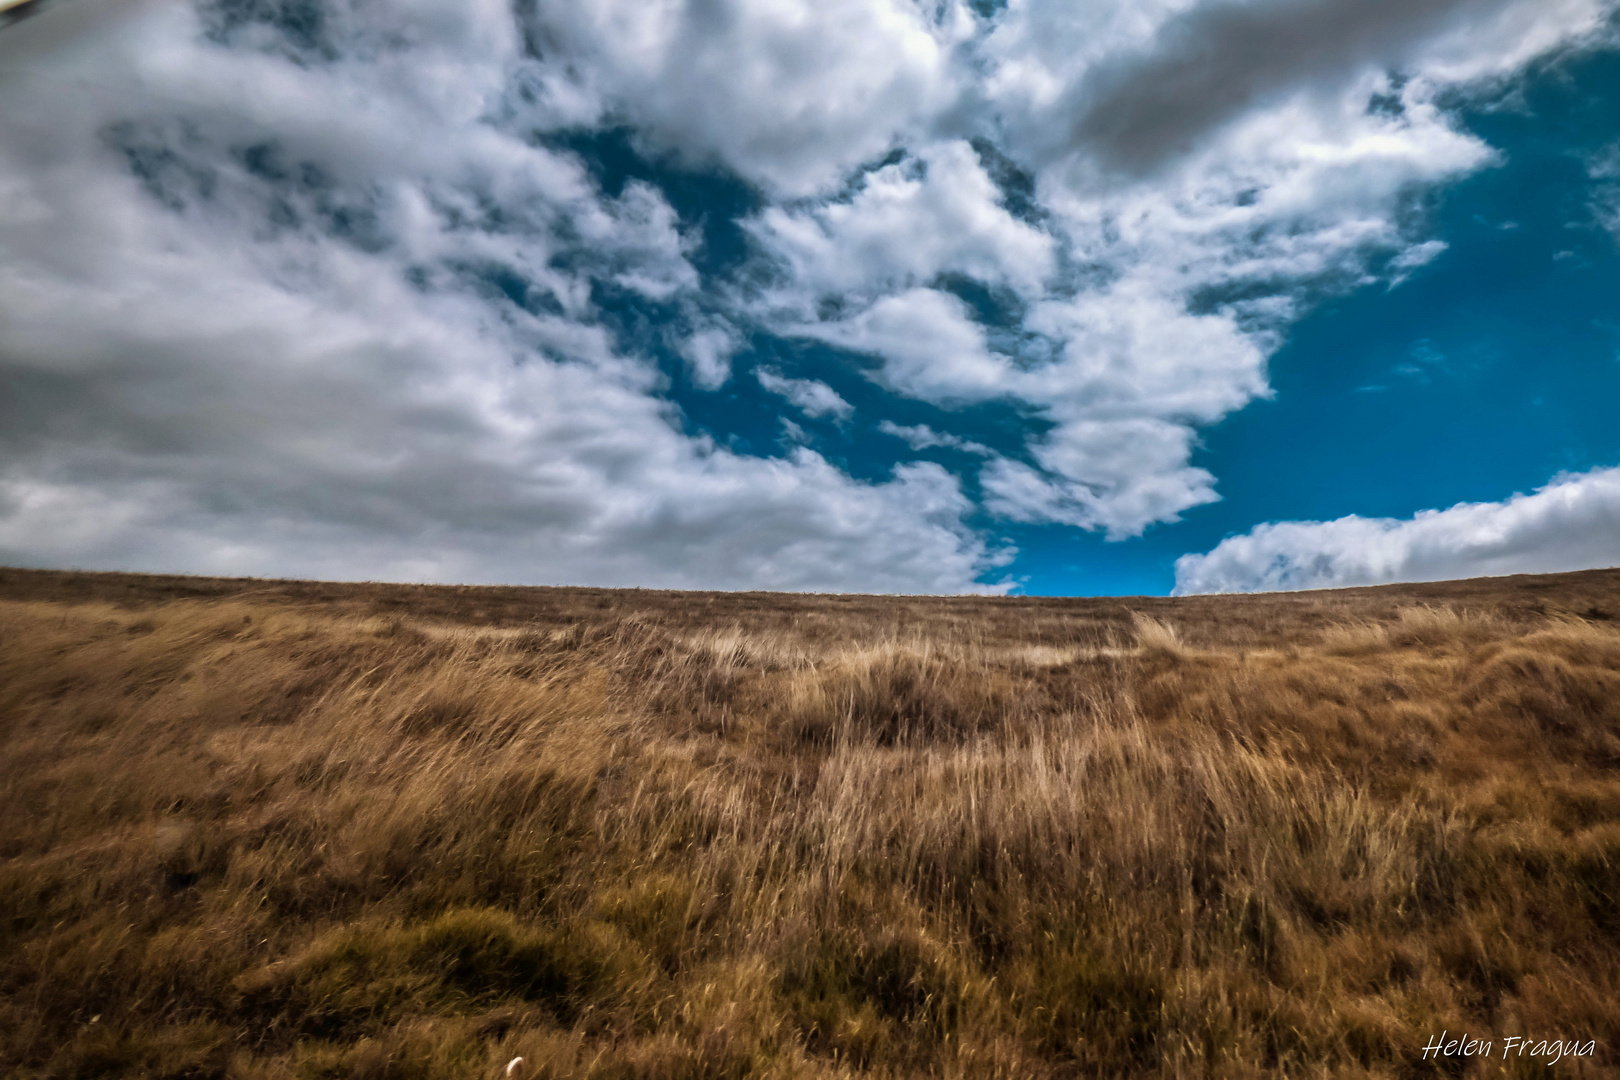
3,566,1620,1079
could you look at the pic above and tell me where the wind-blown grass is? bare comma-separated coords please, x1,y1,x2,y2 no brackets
2,566,1619,1078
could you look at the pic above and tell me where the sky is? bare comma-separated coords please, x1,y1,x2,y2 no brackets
0,0,1618,596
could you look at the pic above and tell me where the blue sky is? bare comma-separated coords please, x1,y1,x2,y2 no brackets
1,0,1618,595
1048,46,1620,593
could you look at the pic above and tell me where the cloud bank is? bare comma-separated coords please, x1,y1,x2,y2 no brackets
0,0,1004,593
1174,465,1620,594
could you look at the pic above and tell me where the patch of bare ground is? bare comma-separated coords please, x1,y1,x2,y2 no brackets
2,565,1620,1077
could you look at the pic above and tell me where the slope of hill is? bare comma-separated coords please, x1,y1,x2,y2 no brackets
3,566,1619,1078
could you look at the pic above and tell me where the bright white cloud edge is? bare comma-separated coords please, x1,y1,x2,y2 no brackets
1174,464,1620,595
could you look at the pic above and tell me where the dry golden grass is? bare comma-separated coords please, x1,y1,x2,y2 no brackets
2,565,1620,1078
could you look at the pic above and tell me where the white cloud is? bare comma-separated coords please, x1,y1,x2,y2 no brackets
777,417,810,446
979,0,1614,171
1588,140,1620,241
755,369,855,421
524,0,975,198
749,139,1056,306
677,322,742,390
878,421,992,456
1590,141,1620,181
1390,239,1449,271
811,278,1269,537
805,288,1013,406
1173,465,1620,594
1408,0,1615,85
1021,282,1269,424
0,0,1008,594
981,418,1219,540
1596,201,1620,242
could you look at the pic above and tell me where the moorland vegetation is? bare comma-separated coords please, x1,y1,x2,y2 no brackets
3,566,1620,1078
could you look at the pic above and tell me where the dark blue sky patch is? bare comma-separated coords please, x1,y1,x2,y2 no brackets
932,273,1026,336
969,136,1044,225
546,127,765,281
454,261,564,318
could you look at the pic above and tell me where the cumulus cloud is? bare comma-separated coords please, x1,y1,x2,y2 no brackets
1173,465,1620,594
981,418,1219,540
1056,0,1521,174
0,0,1008,593
981,0,1614,168
755,369,855,422
804,289,1012,406
808,277,1268,537
522,0,975,198
748,140,1056,306
878,421,991,455
677,322,742,390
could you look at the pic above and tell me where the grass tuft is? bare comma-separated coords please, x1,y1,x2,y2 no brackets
2,565,1620,1077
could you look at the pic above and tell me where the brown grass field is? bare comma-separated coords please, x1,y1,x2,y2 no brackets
3,565,1620,1079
